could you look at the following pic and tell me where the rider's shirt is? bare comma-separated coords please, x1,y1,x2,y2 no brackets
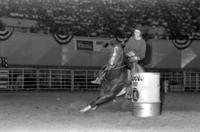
124,36,146,60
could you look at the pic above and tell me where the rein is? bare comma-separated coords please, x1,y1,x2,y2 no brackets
110,65,126,70
102,64,127,84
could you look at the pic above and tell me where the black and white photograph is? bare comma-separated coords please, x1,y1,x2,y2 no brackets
0,0,200,131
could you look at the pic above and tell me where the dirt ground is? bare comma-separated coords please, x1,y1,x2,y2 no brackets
0,91,200,132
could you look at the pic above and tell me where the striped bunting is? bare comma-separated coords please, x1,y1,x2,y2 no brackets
53,33,74,45
172,36,193,50
0,28,14,41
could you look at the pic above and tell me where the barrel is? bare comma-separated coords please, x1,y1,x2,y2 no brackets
131,72,161,117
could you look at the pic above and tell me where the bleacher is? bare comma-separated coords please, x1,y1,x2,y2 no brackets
0,0,199,39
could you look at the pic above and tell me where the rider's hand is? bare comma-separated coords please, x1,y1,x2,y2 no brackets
128,56,140,62
133,56,140,61
127,51,135,57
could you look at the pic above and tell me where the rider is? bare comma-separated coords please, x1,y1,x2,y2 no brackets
124,25,146,76
91,25,146,84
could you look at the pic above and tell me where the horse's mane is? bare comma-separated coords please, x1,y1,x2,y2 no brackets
103,44,127,82
109,44,124,66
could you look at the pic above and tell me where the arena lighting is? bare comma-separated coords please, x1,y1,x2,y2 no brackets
0,57,8,68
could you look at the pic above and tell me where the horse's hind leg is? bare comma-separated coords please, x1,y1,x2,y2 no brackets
90,92,116,108
80,84,124,113
90,83,125,107
80,92,116,113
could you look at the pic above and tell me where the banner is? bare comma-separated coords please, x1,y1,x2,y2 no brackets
76,39,93,51
53,33,73,45
171,37,193,50
0,28,14,41
95,40,112,52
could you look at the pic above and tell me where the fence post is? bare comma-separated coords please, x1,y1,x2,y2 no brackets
71,70,74,91
49,69,51,89
22,69,24,89
86,70,88,90
36,68,40,90
164,80,169,93
60,70,62,89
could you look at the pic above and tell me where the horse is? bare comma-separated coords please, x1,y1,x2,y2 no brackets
80,42,144,113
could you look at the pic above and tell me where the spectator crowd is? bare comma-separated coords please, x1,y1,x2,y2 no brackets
0,0,199,39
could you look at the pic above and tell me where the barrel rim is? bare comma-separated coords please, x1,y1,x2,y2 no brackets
135,72,160,75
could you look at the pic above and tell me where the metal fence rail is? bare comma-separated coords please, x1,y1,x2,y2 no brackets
160,70,200,92
2,67,99,91
0,67,200,92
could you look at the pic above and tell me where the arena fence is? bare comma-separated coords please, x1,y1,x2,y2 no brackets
0,67,200,92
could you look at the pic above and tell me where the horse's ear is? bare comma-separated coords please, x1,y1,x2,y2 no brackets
121,43,125,49
110,39,119,46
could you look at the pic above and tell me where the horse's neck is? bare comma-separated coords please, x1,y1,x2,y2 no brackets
104,45,126,80
109,46,119,66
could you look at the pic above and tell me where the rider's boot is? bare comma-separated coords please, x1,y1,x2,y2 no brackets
91,66,111,84
91,75,104,84
125,85,132,100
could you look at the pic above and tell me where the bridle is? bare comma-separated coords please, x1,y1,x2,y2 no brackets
110,65,126,70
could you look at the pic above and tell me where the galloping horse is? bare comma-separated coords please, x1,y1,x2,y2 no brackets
80,42,143,113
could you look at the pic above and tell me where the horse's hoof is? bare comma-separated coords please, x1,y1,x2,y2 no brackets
91,106,97,111
80,105,92,113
